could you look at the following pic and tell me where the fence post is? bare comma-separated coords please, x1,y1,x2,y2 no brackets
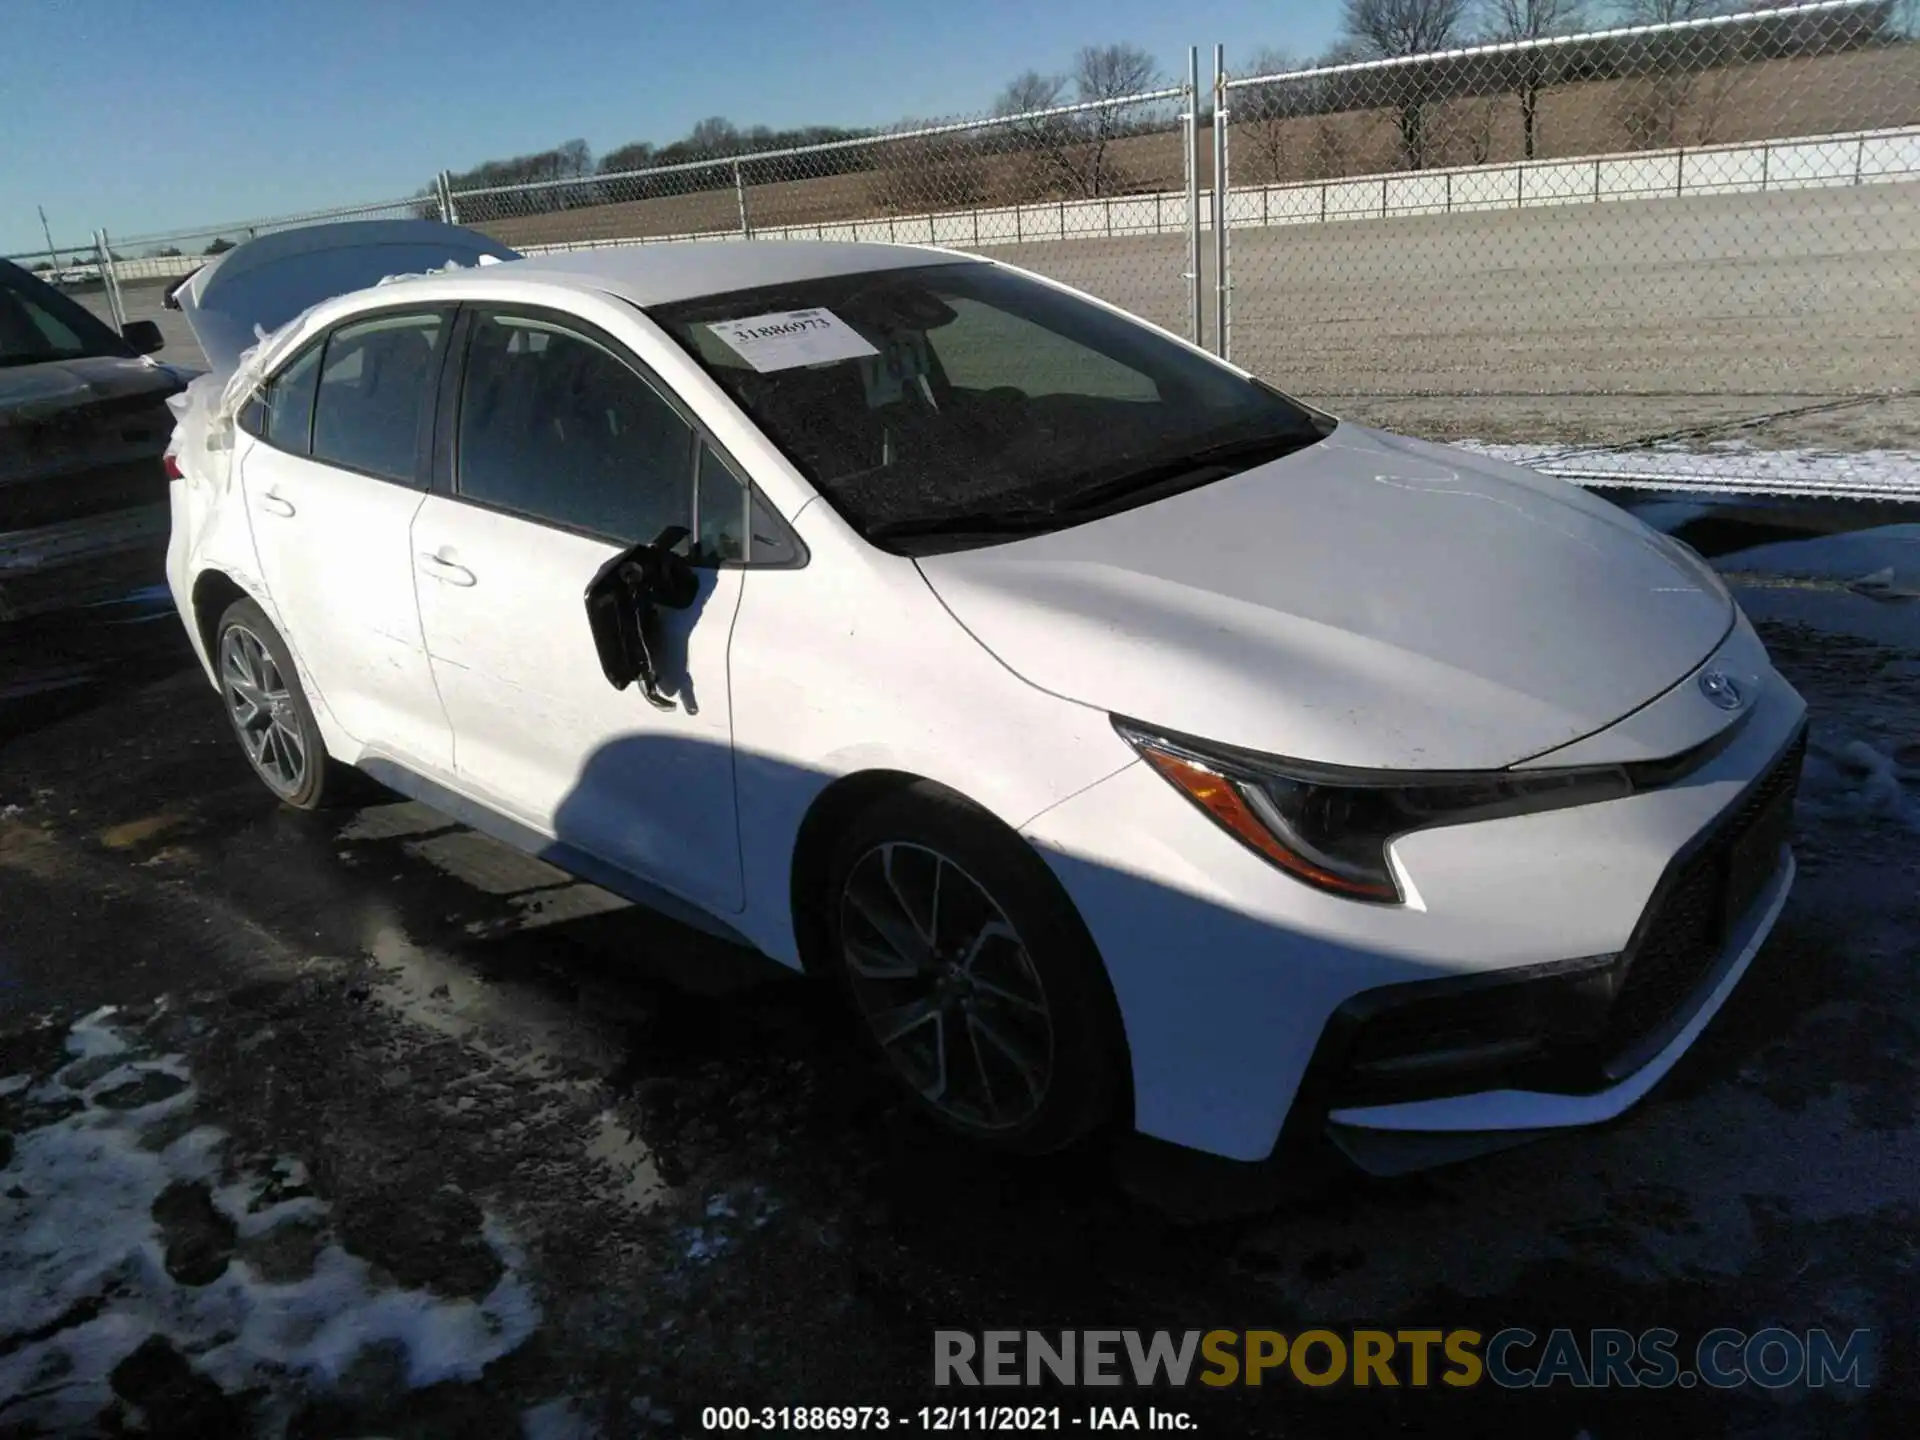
1211,43,1230,361
436,171,454,223
1183,45,1203,347
734,162,751,238
94,230,126,332
441,172,460,225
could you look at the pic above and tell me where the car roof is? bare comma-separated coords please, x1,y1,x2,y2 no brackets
495,240,980,308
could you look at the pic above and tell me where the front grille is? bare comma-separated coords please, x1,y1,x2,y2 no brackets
1603,727,1807,1058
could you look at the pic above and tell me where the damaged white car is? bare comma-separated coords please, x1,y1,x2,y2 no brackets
166,220,1806,1175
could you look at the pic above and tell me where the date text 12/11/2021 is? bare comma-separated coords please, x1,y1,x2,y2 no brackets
701,1406,1196,1431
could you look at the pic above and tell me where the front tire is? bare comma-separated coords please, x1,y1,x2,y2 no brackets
213,598,338,811
824,783,1125,1154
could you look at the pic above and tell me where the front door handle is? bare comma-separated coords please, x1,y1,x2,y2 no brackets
418,552,477,587
256,492,295,518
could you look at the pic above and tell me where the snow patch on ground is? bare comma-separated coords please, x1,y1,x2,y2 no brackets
1458,440,1920,500
0,1009,540,1435
1799,733,1920,837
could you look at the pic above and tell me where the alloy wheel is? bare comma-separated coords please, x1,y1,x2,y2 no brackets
838,841,1054,1132
220,624,307,796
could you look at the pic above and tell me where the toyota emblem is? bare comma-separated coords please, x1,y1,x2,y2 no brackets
1699,669,1745,711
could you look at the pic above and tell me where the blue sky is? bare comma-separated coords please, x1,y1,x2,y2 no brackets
1,0,1345,256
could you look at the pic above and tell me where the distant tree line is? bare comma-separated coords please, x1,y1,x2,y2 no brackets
1243,0,1907,171
429,117,876,220
425,0,1910,225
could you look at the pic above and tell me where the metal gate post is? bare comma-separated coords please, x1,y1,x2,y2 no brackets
1183,46,1203,347
94,230,127,332
1211,44,1231,361
436,171,454,224
734,161,752,238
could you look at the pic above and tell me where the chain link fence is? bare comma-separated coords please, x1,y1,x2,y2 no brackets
1218,0,1920,497
447,86,1203,346
10,197,438,366
20,1,1919,500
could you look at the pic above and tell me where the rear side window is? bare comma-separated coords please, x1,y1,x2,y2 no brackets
455,311,695,544
261,344,323,454
310,312,444,484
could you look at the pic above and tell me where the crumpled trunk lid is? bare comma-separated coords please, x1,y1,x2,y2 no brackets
175,219,520,376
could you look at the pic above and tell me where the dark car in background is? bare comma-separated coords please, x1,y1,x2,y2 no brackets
1,258,189,620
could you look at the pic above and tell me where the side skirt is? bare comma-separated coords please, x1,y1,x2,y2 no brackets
356,756,759,950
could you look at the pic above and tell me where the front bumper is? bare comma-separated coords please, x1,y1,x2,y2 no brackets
1022,634,1808,1166
1316,723,1803,1175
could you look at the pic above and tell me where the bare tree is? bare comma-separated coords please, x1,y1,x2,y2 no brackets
995,44,1161,197
996,69,1068,115
687,117,741,153
1070,44,1162,196
1345,0,1470,54
1237,47,1312,182
1488,0,1586,158
995,70,1076,197
1079,42,1159,99
1621,0,1722,20
1342,0,1471,167
1612,0,1732,148
1462,96,1501,161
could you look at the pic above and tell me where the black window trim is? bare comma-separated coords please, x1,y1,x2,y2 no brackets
238,335,324,455
431,302,806,570
245,302,456,493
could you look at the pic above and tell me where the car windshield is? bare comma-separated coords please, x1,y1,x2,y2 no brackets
0,263,132,369
647,262,1330,552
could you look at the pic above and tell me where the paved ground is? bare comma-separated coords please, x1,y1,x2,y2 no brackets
2,503,1917,1437
83,181,1920,460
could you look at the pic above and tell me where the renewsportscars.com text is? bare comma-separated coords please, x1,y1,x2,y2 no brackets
933,1328,1874,1390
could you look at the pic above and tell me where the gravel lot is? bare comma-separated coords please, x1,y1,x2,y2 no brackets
81,181,1920,457
2,509,1917,1437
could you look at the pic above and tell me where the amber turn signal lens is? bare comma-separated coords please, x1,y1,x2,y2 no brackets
1138,745,1398,901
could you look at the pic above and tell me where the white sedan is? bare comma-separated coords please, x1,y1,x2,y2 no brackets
165,221,1806,1175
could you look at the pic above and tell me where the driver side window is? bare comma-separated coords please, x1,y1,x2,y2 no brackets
456,311,695,546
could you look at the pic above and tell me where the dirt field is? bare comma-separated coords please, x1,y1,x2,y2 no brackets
101,179,1920,456
460,45,1920,251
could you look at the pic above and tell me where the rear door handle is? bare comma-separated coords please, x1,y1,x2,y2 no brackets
417,553,477,587
256,492,295,518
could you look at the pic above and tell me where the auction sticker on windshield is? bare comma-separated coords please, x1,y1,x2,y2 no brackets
706,309,877,372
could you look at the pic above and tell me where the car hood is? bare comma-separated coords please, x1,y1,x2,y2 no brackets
914,425,1734,771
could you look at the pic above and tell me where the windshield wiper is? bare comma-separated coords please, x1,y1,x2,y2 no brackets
863,505,1066,543
861,430,1325,546
1049,430,1323,516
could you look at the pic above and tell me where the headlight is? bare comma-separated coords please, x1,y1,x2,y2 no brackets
1113,719,1637,904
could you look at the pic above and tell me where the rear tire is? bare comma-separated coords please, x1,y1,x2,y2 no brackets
212,598,340,811
824,782,1126,1154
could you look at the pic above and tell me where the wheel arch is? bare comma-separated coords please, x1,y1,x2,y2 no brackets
785,766,1136,1130
190,569,251,676
788,768,928,979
